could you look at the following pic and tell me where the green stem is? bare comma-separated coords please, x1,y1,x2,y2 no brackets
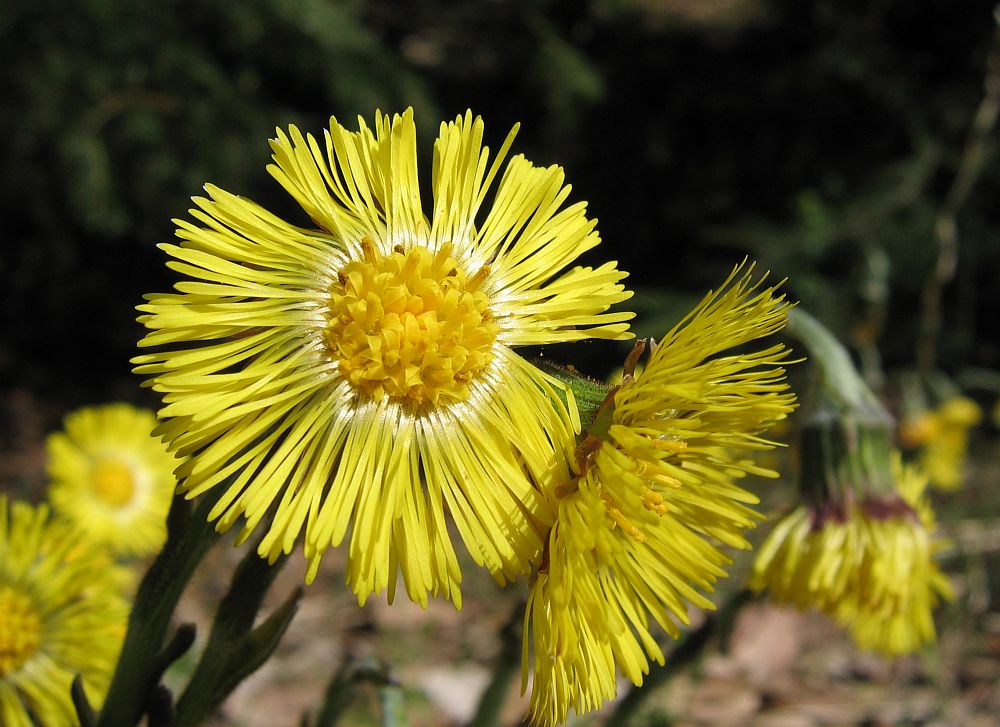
95,492,221,727
174,545,293,727
467,603,523,727
314,657,408,727
378,681,410,727
314,657,375,727
786,308,884,417
71,676,95,727
146,686,176,727
609,589,753,726
787,308,896,502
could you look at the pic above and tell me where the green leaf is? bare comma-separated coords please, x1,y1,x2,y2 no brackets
173,545,299,727
95,492,222,727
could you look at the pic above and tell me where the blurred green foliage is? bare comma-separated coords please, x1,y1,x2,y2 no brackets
2,0,999,399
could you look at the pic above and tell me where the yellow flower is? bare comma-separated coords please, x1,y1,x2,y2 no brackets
750,456,952,656
0,497,129,727
919,396,981,491
46,403,178,557
134,109,633,606
523,265,795,726
897,410,939,449
835,460,954,654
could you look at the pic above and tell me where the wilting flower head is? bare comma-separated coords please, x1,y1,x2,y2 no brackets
0,497,129,726
134,109,633,606
752,320,954,657
751,455,952,656
835,459,954,654
46,403,178,557
522,264,796,726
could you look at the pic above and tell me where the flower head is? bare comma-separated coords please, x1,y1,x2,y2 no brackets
0,497,129,726
523,265,796,726
917,396,981,491
835,460,954,654
896,370,981,491
134,109,633,606
751,311,953,656
750,455,953,656
46,403,178,557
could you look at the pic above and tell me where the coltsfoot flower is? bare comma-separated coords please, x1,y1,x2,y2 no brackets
0,497,129,727
523,264,796,726
47,403,178,557
134,109,634,606
918,396,981,491
751,455,953,656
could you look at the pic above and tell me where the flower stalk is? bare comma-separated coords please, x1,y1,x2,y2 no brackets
468,602,524,727
95,492,221,727
174,547,299,727
787,308,895,505
609,589,753,726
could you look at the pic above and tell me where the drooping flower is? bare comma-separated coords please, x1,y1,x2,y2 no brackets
751,313,954,657
0,497,129,727
523,265,796,726
751,455,952,656
46,403,179,557
835,459,953,654
134,109,633,606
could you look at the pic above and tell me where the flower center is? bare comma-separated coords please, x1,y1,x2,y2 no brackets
325,239,499,408
0,585,42,676
91,458,136,507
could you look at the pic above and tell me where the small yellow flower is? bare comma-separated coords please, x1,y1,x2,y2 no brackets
938,396,982,427
134,109,633,606
47,403,178,557
751,456,952,656
523,265,796,726
0,497,129,726
897,410,940,449
919,396,981,491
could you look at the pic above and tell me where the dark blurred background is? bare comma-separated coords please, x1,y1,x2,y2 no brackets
4,5,1000,723
3,0,1000,408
